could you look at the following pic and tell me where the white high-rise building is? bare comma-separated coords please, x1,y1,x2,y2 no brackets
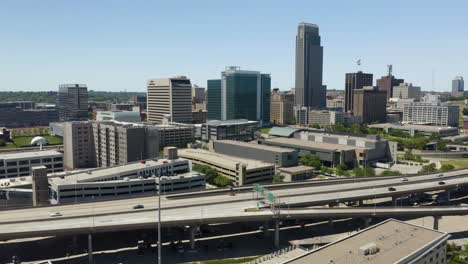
403,102,459,127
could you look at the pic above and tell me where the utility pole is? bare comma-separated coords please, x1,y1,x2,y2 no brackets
157,176,163,264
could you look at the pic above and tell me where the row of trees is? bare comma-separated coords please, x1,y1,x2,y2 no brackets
0,91,146,104
192,164,232,187
419,163,455,174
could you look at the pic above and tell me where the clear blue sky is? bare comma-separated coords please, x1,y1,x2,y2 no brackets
1,0,467,92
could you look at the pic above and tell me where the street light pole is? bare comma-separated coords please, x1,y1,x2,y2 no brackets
157,176,162,264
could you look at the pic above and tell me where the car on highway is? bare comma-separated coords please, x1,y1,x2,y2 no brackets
388,187,396,192
401,177,408,182
437,173,444,177
133,204,144,209
438,181,446,185
50,212,62,217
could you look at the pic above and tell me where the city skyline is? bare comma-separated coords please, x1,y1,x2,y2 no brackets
1,0,467,92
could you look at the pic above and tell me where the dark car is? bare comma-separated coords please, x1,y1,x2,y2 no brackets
133,204,144,209
438,181,446,185
388,187,396,192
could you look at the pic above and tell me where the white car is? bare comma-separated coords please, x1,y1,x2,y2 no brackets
401,177,408,182
50,212,63,217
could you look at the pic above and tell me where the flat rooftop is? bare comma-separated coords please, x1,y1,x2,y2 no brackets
369,123,458,132
178,148,273,170
49,158,188,185
299,131,382,143
204,119,259,126
0,150,63,160
288,219,448,264
215,140,296,153
278,165,313,173
265,137,367,151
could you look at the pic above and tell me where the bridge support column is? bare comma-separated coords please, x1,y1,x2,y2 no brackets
446,191,451,205
88,233,93,264
363,217,372,229
392,196,398,206
189,225,197,251
274,220,280,248
358,200,364,206
328,203,335,227
433,216,441,230
263,220,269,237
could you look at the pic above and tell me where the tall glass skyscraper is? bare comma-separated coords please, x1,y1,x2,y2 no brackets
295,23,325,109
207,66,271,125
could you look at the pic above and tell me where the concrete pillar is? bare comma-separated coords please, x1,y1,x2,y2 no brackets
264,220,269,237
363,217,372,228
433,216,441,230
447,191,451,205
358,200,364,206
88,233,93,264
190,225,197,250
392,196,398,206
274,220,280,248
328,203,334,227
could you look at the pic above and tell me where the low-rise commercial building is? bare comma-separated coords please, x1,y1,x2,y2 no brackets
285,219,449,264
209,140,298,167
197,119,259,141
277,165,314,182
0,150,63,179
369,123,459,137
48,158,202,204
178,148,275,186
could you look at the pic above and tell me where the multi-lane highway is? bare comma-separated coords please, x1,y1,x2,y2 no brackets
1,169,468,240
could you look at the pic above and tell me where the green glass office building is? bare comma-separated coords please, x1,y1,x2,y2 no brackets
207,66,271,126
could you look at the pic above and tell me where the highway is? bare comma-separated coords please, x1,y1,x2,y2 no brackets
1,169,468,240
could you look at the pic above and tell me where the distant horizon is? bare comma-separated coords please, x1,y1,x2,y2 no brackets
1,1,466,93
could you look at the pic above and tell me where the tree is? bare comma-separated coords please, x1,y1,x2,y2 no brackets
436,140,448,151
353,167,375,177
213,175,232,187
336,164,348,171
439,164,455,172
272,172,285,183
300,154,322,169
0,139,5,147
419,163,437,174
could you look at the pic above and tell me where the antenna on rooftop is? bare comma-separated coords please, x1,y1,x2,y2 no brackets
387,65,393,76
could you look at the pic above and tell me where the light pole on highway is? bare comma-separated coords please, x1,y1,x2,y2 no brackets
156,175,166,264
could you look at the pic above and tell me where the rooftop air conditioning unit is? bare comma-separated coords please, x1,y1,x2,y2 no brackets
359,243,379,256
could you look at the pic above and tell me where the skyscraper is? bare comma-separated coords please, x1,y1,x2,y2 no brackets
147,76,193,124
207,66,271,125
57,84,88,121
295,23,325,109
345,71,373,112
376,65,404,101
452,76,464,97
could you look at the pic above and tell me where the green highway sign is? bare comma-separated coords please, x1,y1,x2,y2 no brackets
267,192,275,202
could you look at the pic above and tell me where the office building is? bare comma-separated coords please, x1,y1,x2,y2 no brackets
155,123,194,149
345,71,373,112
369,123,459,137
207,66,271,125
48,158,204,204
147,76,193,124
392,83,421,100
131,95,147,112
452,76,464,97
92,122,159,167
209,140,298,167
192,85,206,105
192,110,208,124
0,107,59,128
270,90,295,125
178,148,274,186
295,23,325,109
63,121,96,170
353,86,387,123
326,97,345,109
95,110,141,123
376,66,404,101
281,219,448,264
57,84,88,121
264,132,396,168
308,110,344,126
0,150,64,179
403,102,460,127
197,119,259,141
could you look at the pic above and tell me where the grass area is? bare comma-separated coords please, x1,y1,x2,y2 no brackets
182,256,258,264
0,142,19,150
259,128,271,134
12,135,63,147
440,159,468,169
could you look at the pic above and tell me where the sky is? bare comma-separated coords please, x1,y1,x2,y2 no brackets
0,0,467,92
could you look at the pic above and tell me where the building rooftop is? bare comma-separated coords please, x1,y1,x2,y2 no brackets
205,119,259,126
278,165,313,173
369,123,458,132
178,148,273,170
0,150,63,160
268,127,302,137
49,158,188,185
265,137,367,151
299,131,383,143
215,140,296,153
287,219,448,264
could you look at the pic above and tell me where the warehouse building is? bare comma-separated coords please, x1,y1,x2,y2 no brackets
209,140,298,167
0,150,63,179
178,148,274,186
